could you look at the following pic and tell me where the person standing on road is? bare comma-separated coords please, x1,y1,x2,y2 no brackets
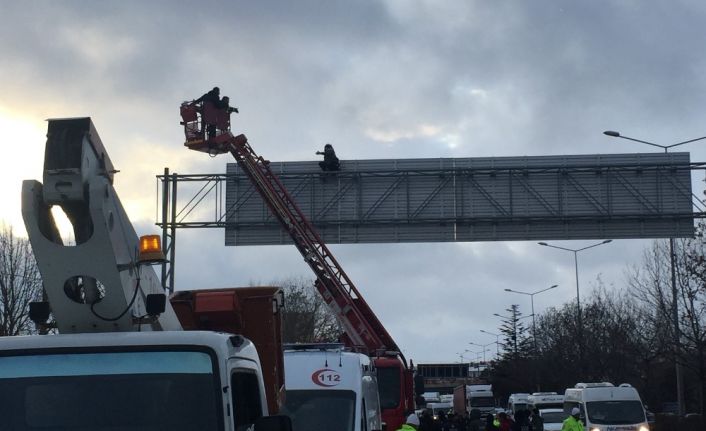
497,412,513,431
398,413,421,431
467,409,483,431
511,410,531,431
485,413,498,431
561,408,583,431
530,408,543,431
420,410,436,431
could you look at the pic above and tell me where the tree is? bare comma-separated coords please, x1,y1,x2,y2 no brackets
498,304,532,360
272,276,342,343
490,304,534,399
628,232,706,414
0,225,43,336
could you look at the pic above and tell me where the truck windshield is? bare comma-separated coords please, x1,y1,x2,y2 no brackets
282,389,356,431
0,350,221,431
471,397,495,407
512,403,528,411
540,411,566,424
377,367,402,409
586,400,646,425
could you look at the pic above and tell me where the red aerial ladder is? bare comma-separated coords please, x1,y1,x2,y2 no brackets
181,100,415,430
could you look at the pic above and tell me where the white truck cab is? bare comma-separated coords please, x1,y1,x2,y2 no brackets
12,117,291,431
0,331,281,431
563,383,649,431
466,384,496,416
281,344,382,431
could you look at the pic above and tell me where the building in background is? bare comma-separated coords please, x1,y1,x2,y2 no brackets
417,363,489,394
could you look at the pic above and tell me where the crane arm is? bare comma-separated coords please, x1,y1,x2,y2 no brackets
186,129,401,357
23,118,181,333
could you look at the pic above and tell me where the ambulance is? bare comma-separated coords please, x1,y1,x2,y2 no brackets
563,383,649,431
281,344,382,431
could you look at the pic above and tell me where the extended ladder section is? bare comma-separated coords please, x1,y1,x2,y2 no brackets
225,134,400,356
185,128,401,359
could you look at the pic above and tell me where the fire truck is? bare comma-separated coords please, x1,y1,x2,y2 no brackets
181,97,416,430
3,117,290,431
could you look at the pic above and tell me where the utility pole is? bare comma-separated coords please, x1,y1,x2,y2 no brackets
603,130,706,416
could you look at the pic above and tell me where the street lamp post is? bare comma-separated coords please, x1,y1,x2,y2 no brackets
603,131,706,153
504,284,558,353
469,342,495,363
480,330,501,355
470,349,489,363
537,240,612,375
603,130,706,417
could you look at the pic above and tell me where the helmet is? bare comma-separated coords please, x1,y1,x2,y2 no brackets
406,413,420,426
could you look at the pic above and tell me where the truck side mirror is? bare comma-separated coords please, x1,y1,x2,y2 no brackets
254,415,293,431
145,294,166,316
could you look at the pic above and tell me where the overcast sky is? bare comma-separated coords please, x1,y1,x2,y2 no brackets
1,1,705,363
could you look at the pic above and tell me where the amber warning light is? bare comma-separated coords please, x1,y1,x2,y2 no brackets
138,235,166,264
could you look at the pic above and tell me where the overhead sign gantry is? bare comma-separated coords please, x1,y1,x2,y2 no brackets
221,153,695,245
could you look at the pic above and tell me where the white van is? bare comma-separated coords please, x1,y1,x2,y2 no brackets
282,344,382,431
528,392,565,410
563,383,649,431
507,393,530,417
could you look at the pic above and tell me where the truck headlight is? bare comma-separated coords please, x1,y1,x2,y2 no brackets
638,426,649,431
589,428,601,431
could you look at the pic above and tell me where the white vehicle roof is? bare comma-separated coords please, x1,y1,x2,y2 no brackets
539,408,564,414
423,391,441,401
467,384,492,391
528,393,565,404
467,384,494,397
284,347,372,392
564,384,642,402
509,393,530,402
0,331,256,360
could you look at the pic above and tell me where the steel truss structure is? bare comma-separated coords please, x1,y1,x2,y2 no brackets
157,153,705,290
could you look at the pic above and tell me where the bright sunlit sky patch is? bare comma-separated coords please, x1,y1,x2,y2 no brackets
1,1,705,362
